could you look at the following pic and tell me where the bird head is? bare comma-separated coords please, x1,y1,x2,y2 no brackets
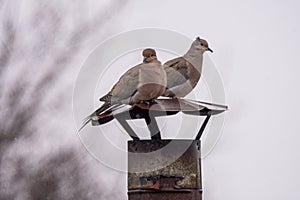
142,48,157,63
194,37,213,53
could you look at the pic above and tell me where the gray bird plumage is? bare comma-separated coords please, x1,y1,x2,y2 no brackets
79,49,166,131
163,37,212,98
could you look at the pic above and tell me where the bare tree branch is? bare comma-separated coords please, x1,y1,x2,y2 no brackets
0,1,128,199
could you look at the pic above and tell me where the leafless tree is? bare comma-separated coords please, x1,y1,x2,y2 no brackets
0,1,127,199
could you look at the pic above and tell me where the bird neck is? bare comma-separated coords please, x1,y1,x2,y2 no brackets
151,59,161,65
183,50,204,71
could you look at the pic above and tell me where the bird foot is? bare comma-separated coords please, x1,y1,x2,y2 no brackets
140,99,156,105
149,99,157,104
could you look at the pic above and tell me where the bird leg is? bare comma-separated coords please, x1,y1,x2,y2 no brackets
139,99,157,105
148,99,157,104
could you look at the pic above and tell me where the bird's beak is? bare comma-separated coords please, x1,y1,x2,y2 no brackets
207,47,213,53
143,57,147,62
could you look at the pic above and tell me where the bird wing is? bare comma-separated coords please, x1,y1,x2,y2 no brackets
105,64,144,103
163,57,191,88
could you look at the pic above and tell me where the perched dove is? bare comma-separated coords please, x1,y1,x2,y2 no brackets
79,49,166,131
163,37,213,98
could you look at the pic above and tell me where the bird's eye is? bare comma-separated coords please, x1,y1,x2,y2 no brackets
200,43,204,46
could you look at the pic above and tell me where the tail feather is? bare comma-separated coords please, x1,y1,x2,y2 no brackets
78,118,91,132
99,94,111,102
103,103,123,113
78,102,111,132
93,102,111,116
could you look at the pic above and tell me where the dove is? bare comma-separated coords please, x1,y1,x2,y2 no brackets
79,48,166,131
162,37,213,98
